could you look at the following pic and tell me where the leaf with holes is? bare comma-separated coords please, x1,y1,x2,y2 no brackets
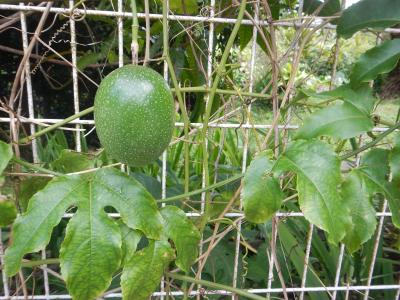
243,151,283,223
296,102,373,140
160,206,200,272
341,170,377,253
5,168,163,300
121,240,175,300
350,40,400,87
337,0,400,38
0,141,12,175
274,140,351,244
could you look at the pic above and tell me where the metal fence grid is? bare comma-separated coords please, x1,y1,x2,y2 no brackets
0,1,400,299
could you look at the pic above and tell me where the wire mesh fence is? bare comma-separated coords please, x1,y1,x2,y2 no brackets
0,1,400,299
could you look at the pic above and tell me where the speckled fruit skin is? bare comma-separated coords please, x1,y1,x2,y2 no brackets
94,65,175,167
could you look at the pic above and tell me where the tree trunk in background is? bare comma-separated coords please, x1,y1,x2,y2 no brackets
380,26,400,100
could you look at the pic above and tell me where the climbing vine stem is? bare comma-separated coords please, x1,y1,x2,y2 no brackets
340,121,400,160
130,0,139,64
162,0,191,204
18,106,94,144
199,0,248,230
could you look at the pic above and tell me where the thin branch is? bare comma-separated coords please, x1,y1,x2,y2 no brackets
340,122,400,160
157,173,243,203
143,0,150,65
19,106,94,144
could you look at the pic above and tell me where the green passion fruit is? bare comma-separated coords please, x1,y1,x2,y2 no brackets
94,65,175,167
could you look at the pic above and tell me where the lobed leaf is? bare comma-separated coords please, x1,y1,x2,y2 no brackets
337,0,400,38
5,175,83,276
274,140,351,244
242,151,283,223
60,207,122,300
350,40,400,87
121,240,175,300
160,206,201,272
92,168,164,239
5,167,164,299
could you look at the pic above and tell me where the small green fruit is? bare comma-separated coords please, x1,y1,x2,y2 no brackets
94,65,175,167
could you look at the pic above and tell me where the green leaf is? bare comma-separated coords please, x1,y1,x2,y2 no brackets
156,0,198,14
0,200,17,227
60,203,121,300
303,0,341,17
278,223,330,300
337,0,400,38
296,103,373,140
121,240,175,300
160,206,200,272
388,138,400,228
322,84,376,114
0,141,12,174
203,229,241,285
238,26,253,50
358,149,400,228
5,168,163,299
5,175,83,276
92,169,164,239
274,140,351,244
360,149,389,188
51,149,95,173
350,40,400,87
341,171,377,253
295,84,376,114
390,134,400,183
243,151,283,223
77,38,116,71
386,183,400,228
19,177,51,212
120,222,141,265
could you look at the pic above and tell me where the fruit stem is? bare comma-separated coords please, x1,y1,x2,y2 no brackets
199,0,248,230
19,106,94,144
130,0,139,64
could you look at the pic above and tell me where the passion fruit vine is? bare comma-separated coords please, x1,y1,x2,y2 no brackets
94,65,175,167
